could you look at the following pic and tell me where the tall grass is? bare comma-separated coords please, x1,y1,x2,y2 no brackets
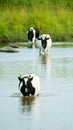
0,0,73,42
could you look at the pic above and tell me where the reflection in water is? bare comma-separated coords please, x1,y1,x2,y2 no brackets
41,54,49,64
40,54,52,77
20,95,40,130
20,96,37,113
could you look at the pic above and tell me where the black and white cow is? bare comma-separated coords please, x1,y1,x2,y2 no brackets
38,34,52,55
18,74,40,96
27,27,40,48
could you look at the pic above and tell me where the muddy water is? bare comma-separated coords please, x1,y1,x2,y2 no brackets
0,43,73,130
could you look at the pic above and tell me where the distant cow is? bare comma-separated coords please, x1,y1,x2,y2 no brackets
27,27,40,48
18,74,40,96
38,34,52,55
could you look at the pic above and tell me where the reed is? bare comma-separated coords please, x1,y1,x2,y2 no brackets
0,0,73,43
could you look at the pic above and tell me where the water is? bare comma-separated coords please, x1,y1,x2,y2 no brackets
0,43,73,130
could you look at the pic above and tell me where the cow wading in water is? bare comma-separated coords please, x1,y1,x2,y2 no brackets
38,34,52,55
27,27,40,48
18,74,40,97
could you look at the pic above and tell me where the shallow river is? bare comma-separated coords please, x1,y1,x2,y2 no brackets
0,42,73,130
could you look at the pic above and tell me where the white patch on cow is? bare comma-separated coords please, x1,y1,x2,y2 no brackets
32,28,36,48
30,74,40,96
30,27,34,30
19,82,23,90
24,77,28,85
25,88,28,92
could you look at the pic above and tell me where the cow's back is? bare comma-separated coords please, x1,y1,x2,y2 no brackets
34,28,40,39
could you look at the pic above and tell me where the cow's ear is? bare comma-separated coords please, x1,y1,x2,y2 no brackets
46,37,50,40
31,77,33,81
38,37,41,40
28,77,33,81
18,76,23,82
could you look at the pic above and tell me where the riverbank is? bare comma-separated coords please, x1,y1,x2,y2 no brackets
0,0,73,43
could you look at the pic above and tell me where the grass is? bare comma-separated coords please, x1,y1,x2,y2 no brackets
0,0,73,43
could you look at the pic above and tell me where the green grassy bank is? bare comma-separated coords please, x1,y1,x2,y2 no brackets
0,0,73,43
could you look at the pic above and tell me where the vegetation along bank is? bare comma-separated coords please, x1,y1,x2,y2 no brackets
0,0,73,43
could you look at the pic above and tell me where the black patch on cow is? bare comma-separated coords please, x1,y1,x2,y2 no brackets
42,38,47,49
27,77,35,95
34,28,40,39
27,30,34,41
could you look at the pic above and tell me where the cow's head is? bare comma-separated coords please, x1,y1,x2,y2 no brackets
39,37,50,49
18,75,35,96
